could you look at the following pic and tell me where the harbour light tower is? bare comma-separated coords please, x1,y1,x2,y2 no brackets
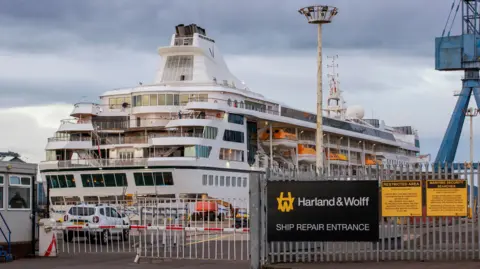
435,0,480,165
298,5,338,171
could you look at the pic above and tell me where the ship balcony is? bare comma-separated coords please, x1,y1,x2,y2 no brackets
166,115,224,128
148,132,211,146
54,158,149,169
71,103,129,117
46,137,93,150
185,97,280,116
93,135,149,146
58,119,94,132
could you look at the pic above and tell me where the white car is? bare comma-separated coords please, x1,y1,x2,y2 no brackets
62,204,130,244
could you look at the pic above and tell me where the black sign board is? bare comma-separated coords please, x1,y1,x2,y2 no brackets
267,180,379,242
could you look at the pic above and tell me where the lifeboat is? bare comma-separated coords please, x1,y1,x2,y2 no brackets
326,152,348,161
260,128,297,148
298,144,316,163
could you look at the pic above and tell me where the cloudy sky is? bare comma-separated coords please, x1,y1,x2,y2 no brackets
0,0,477,166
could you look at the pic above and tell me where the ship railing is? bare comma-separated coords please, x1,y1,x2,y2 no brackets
148,132,206,139
187,97,280,116
57,158,149,168
60,118,90,125
47,136,92,142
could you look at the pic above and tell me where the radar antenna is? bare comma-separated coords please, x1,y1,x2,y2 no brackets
326,55,345,118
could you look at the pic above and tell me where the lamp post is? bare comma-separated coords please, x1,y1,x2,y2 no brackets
465,107,478,213
465,107,478,166
298,5,338,172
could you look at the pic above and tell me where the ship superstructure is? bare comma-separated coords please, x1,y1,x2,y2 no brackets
40,24,424,206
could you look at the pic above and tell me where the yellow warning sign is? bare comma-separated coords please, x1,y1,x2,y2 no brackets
381,180,422,217
426,180,467,217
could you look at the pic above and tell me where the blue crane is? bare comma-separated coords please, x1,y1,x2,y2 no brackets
435,0,480,164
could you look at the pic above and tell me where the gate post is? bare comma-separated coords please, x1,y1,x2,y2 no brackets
250,172,262,269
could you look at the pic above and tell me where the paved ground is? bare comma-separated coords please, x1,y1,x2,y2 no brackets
4,255,480,269
265,261,480,269
3,253,249,269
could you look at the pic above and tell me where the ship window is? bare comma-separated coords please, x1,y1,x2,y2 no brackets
228,113,244,125
219,148,244,162
226,176,230,187
161,55,194,82
223,130,244,143
92,174,105,187
158,94,166,105
115,173,128,187
150,94,158,106
232,177,236,187
199,94,208,102
81,174,93,187
203,127,218,139
243,177,247,187
202,175,207,185
104,174,116,187
57,175,67,188
215,176,219,186
180,94,189,105
153,172,163,185
134,173,144,186
48,175,60,188
173,94,180,106
141,95,149,106
133,95,141,107
8,175,31,210
66,175,76,188
208,175,213,186
220,176,225,186
166,94,174,105
237,177,241,187
143,173,154,186
134,172,173,186
163,172,173,185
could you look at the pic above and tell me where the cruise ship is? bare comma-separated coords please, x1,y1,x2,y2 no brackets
40,23,426,208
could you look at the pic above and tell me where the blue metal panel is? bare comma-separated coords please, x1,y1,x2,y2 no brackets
463,34,477,63
435,87,472,163
435,35,463,70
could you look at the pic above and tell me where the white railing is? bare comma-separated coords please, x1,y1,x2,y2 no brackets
58,158,149,168
43,197,250,262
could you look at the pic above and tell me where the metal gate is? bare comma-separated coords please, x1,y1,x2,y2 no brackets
249,164,480,268
47,197,250,263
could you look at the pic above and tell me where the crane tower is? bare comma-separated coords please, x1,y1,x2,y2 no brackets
435,0,480,164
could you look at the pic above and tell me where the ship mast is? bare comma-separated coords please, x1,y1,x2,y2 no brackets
326,55,345,119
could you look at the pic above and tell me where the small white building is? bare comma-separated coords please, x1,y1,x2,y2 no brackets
0,152,38,259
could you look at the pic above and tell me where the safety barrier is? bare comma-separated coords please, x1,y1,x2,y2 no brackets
45,197,251,262
249,164,480,268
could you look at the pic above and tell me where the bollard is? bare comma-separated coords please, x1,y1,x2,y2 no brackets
38,218,57,257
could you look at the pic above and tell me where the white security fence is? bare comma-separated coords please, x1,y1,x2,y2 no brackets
249,164,480,268
43,197,251,262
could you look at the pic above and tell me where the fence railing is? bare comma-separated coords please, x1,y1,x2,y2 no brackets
47,197,250,262
250,164,480,268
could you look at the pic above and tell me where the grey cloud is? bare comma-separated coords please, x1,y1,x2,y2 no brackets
0,78,104,108
0,0,453,56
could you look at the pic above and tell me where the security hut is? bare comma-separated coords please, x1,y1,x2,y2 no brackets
0,152,38,260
